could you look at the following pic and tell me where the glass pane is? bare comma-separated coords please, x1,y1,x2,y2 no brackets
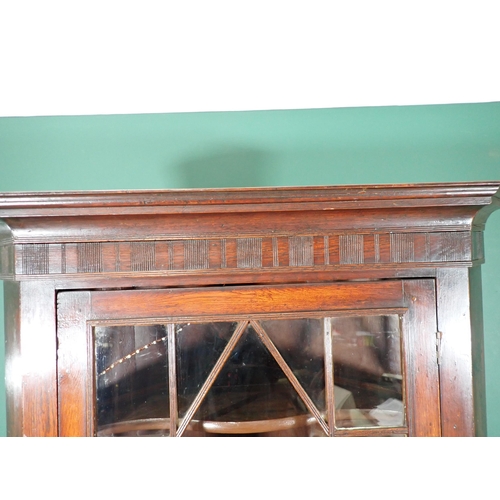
262,318,325,412
176,321,238,419
95,325,170,436
184,322,323,437
92,314,405,436
330,315,405,429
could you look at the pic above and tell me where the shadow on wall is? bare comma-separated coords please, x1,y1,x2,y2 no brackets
175,146,271,188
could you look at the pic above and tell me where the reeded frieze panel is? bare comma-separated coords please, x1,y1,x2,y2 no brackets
3,231,479,278
130,242,156,271
77,242,103,274
183,240,210,270
289,236,314,267
390,234,415,263
237,238,263,268
339,235,364,265
22,243,50,275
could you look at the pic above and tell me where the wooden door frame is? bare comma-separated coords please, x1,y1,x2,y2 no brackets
56,280,441,437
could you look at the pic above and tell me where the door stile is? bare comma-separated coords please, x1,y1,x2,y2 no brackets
323,318,335,437
167,323,178,437
402,279,441,437
57,291,93,436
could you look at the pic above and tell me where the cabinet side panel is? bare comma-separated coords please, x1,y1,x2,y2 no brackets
4,282,22,436
437,267,486,436
470,267,487,436
5,281,58,436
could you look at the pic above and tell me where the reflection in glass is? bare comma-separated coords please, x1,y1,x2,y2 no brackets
184,322,319,436
330,315,404,429
176,322,238,420
263,319,325,412
94,314,405,436
95,325,170,436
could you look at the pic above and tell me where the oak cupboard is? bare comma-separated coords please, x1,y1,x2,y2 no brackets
1,182,499,436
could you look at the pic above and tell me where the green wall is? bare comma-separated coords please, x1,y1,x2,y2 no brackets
1,103,499,436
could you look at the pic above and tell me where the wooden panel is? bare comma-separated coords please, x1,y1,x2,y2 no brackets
436,267,486,436
471,231,484,261
88,281,404,320
21,281,58,436
4,281,22,436
130,242,156,271
428,232,471,262
390,234,414,263
402,280,441,436
4,281,58,436
362,234,377,264
57,291,93,437
0,206,489,247
3,230,482,281
312,236,325,266
101,242,119,273
276,237,289,267
77,242,103,273
184,240,210,270
21,243,49,275
237,238,262,268
261,237,275,268
288,236,314,267
56,279,445,437
469,267,487,437
339,234,364,264
0,243,14,278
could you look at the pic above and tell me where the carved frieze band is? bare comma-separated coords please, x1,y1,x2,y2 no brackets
22,243,50,275
78,242,103,273
289,236,314,267
131,242,156,271
339,235,364,264
4,231,479,277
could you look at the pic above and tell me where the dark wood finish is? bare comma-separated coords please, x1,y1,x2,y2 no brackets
87,281,405,319
436,266,487,436
4,281,58,436
1,182,499,285
57,280,436,437
57,291,92,437
402,280,441,436
1,182,499,437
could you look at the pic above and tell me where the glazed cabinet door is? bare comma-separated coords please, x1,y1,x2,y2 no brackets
57,280,440,436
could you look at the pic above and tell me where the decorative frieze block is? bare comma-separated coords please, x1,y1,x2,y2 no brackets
289,236,314,267
3,230,479,279
237,238,263,268
183,240,210,270
339,235,364,264
77,243,103,273
22,243,50,275
130,242,156,271
390,234,415,263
